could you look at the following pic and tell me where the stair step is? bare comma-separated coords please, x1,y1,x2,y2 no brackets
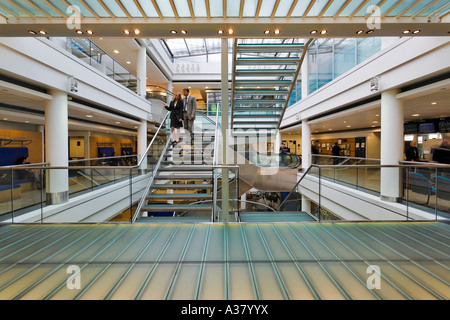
156,174,213,180
233,107,283,111
137,216,211,223
235,69,296,76
235,80,292,87
236,57,300,65
153,184,213,189
232,114,280,118
234,99,286,104
237,43,305,52
147,193,212,200
142,204,212,212
234,89,290,95
159,166,213,171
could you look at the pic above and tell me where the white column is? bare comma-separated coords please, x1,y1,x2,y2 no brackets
138,119,148,170
137,46,147,98
301,195,311,214
274,130,281,154
380,88,404,202
302,120,312,170
221,38,229,221
167,81,173,104
45,89,69,204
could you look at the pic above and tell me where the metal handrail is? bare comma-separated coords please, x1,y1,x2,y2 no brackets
0,112,170,171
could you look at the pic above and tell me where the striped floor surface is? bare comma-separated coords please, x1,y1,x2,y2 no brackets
0,222,448,300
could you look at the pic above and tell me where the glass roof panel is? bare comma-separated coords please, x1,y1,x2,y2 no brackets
0,6,12,17
192,0,207,17
259,0,277,17
137,0,159,17
0,0,29,17
387,0,420,17
209,0,223,16
377,0,403,16
339,0,365,16
85,0,110,17
226,0,240,17
13,0,46,17
155,0,175,17
100,0,127,17
242,0,258,17
323,0,347,16
290,0,312,17
306,0,329,17
275,0,294,17
420,0,449,16
164,39,188,56
121,0,143,17
403,0,434,16
48,0,71,16
174,0,191,17
66,0,94,17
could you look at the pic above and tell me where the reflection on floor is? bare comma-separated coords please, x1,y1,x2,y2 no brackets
0,222,448,300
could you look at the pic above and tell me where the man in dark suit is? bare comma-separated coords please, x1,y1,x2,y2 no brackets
182,88,197,144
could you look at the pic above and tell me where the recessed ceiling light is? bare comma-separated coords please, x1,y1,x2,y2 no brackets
412,30,421,34
86,115,93,118
274,29,280,35
181,30,187,34
310,30,317,34
134,29,141,35
28,30,37,35
320,29,327,35
25,120,30,123
127,61,131,64
170,30,177,34
372,120,378,123
38,30,47,35
76,30,83,35
376,114,379,116
217,29,224,34
431,102,437,105
115,121,121,124
402,30,410,34
3,118,8,120
328,128,332,131
123,29,130,35
227,28,234,35
366,30,374,34
205,86,208,89
412,114,420,117
86,30,94,35
371,125,376,127
114,50,119,54
346,125,351,128
356,30,364,35
264,30,270,34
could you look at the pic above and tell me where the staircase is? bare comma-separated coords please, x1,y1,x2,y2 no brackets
231,39,312,134
137,136,215,223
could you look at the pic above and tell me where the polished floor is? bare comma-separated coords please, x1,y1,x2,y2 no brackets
0,221,448,300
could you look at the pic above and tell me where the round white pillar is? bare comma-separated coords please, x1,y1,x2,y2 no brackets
138,119,148,170
137,46,147,98
302,120,312,170
45,89,69,204
380,88,404,202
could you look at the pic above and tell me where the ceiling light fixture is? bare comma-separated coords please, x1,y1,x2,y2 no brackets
310,30,317,34
320,29,327,35
412,114,420,117
431,102,437,105
76,30,83,35
217,29,224,34
170,30,177,34
86,30,94,35
134,29,141,35
127,61,131,64
264,30,270,34
123,29,130,35
181,30,187,34
227,28,234,35
412,30,421,34
28,30,37,35
114,50,119,54
356,30,364,35
402,30,411,34
38,30,47,35
366,30,374,34
274,29,280,35
86,115,93,118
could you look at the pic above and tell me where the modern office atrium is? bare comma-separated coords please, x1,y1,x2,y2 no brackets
0,0,449,300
